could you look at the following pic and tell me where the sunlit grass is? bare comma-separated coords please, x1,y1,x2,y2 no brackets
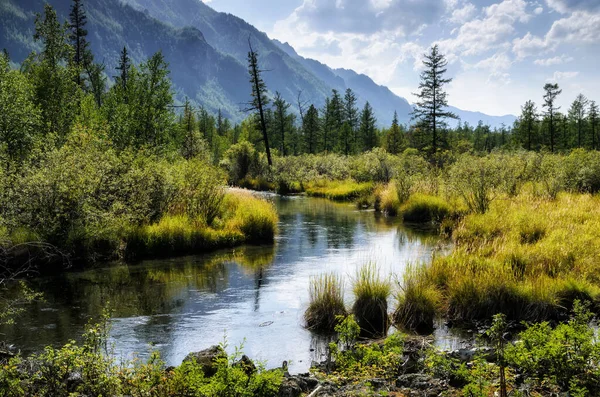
126,191,278,259
305,273,347,332
305,179,374,201
402,192,600,323
400,193,455,223
352,263,392,337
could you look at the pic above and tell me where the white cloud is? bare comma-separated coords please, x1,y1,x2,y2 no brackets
546,71,579,82
534,54,573,66
534,6,544,14
437,0,530,57
546,0,600,13
449,3,478,24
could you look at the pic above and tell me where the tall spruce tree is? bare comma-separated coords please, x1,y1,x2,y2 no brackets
569,94,588,148
412,45,457,154
116,46,130,92
519,100,537,151
344,88,359,153
385,111,404,154
589,101,599,150
246,39,272,166
542,83,562,153
360,102,377,151
303,104,319,154
273,91,292,156
69,0,91,87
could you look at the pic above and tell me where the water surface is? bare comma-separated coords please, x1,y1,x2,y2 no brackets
1,195,448,373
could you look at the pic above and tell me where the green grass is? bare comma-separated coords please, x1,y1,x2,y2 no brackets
394,265,443,333
352,263,392,338
305,273,347,333
375,182,401,216
305,180,374,201
403,192,600,324
125,191,278,259
400,193,455,223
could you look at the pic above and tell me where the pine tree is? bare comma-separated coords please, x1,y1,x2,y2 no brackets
246,39,272,166
273,91,292,156
343,88,359,154
569,94,588,148
360,102,377,151
385,111,404,154
412,45,457,154
116,46,130,92
542,83,562,153
589,100,599,150
303,104,320,154
519,100,537,151
69,0,91,87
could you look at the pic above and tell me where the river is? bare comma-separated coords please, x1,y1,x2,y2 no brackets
1,194,459,373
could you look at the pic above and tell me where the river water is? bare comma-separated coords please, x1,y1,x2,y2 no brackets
1,194,457,373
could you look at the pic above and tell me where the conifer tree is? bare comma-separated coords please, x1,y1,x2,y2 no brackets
385,111,404,154
246,39,272,166
569,94,588,148
519,100,537,151
344,88,359,153
543,83,561,153
273,91,292,156
412,45,457,154
116,46,130,93
303,104,319,154
69,0,91,87
589,101,599,150
360,102,377,151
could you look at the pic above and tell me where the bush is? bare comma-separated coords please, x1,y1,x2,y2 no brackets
352,263,392,338
305,273,347,333
448,154,504,213
221,141,266,184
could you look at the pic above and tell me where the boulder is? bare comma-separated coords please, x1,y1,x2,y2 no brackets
183,345,227,377
233,354,256,376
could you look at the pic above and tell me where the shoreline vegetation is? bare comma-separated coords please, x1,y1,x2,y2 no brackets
3,1,600,395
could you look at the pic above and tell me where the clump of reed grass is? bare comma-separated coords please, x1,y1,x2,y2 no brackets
305,273,347,333
377,182,401,216
305,180,373,201
352,263,392,338
401,194,454,223
224,191,278,243
394,265,442,334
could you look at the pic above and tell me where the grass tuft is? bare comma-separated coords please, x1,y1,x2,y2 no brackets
305,180,373,201
352,263,392,338
401,194,454,223
305,273,347,333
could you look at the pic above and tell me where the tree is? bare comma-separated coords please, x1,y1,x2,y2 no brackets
542,83,562,153
68,0,91,88
518,100,537,151
246,39,272,166
272,92,293,156
359,102,378,151
116,46,130,93
303,104,320,154
589,101,599,150
343,88,359,154
568,94,588,148
0,54,42,164
27,4,79,139
384,111,405,154
412,45,457,154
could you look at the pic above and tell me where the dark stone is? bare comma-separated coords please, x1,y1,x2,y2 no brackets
233,354,256,376
183,345,227,377
66,371,83,391
396,373,447,396
278,378,302,397
278,374,320,396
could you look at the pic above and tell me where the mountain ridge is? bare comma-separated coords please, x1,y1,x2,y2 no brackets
0,0,516,128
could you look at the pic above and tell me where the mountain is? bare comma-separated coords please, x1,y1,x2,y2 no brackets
0,0,516,128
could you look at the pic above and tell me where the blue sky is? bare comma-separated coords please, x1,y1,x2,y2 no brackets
205,0,600,116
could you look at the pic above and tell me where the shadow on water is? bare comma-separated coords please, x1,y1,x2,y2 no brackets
0,195,449,373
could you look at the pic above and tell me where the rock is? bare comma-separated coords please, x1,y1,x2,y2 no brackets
66,371,83,391
396,373,447,396
278,374,319,396
448,347,495,363
233,354,256,376
183,345,227,377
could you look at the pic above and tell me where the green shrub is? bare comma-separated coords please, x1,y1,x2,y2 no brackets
448,155,504,214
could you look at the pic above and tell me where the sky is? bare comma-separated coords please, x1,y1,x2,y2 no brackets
204,0,600,116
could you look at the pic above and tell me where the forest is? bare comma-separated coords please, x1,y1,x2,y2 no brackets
2,1,600,396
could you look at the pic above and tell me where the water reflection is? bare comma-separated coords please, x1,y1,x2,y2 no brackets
1,195,445,373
